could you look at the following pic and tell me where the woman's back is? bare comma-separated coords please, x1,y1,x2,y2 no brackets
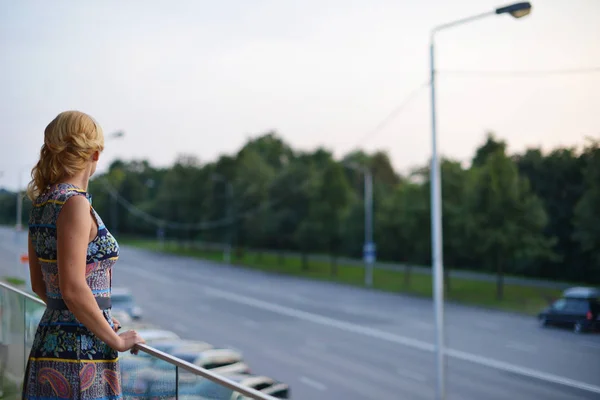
29,183,119,301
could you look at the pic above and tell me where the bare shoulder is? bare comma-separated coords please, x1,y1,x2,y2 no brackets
56,194,91,229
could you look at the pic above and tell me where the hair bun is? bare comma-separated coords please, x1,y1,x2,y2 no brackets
44,142,66,154
27,110,104,201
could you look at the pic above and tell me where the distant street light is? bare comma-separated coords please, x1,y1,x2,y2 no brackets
108,130,125,139
212,173,234,264
428,3,532,400
344,162,374,287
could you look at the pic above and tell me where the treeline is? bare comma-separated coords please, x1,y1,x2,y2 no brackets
3,132,600,291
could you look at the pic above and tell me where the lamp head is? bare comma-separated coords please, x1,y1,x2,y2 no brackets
495,2,532,18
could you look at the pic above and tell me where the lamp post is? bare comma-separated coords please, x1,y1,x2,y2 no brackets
212,173,234,264
429,3,531,399
344,162,375,287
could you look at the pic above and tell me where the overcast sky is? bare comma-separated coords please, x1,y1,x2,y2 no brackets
1,0,599,190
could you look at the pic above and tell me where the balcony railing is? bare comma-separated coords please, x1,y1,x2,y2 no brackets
0,281,280,400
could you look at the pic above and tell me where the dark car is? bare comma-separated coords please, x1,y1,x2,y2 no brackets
538,287,600,333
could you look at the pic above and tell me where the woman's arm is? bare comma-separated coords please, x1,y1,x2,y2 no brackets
28,233,47,303
56,195,124,350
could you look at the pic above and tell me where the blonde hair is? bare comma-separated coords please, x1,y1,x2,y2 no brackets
27,111,105,200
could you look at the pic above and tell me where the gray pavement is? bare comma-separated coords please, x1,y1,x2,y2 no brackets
1,227,599,400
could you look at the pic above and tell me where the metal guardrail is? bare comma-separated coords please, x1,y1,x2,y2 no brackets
0,281,278,400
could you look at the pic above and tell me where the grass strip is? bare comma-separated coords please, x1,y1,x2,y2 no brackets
2,276,25,286
122,239,561,315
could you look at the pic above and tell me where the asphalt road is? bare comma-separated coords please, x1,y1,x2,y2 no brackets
1,227,600,400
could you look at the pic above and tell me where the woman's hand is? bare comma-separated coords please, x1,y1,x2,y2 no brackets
115,330,145,354
112,316,121,332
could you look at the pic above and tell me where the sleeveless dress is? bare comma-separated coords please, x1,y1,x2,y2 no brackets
23,183,122,399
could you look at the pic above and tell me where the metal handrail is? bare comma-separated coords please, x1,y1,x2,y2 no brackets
0,281,278,400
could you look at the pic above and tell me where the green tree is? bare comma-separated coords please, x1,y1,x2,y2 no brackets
315,161,351,275
573,139,600,283
233,148,276,253
472,132,506,168
266,159,317,262
440,159,473,293
515,147,584,280
238,132,295,171
471,150,554,299
377,180,430,286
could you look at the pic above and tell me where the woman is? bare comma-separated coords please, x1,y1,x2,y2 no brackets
23,111,145,399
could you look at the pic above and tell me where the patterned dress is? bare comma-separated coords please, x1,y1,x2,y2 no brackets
23,183,122,399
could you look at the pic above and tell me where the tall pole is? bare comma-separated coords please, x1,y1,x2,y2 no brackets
345,162,376,287
430,38,446,400
364,169,374,287
427,5,531,399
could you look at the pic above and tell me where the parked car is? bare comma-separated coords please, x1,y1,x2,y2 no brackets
538,287,600,333
137,339,214,360
178,374,290,399
132,348,251,398
156,348,250,376
111,287,143,320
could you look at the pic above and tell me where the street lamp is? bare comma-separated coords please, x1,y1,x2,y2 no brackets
429,3,531,400
212,173,234,264
108,130,125,139
344,162,374,287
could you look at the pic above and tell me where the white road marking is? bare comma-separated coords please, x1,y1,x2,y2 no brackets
396,368,428,383
204,286,600,395
505,341,537,353
300,376,327,391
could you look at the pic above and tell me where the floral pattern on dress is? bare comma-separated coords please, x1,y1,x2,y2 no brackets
24,183,122,400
